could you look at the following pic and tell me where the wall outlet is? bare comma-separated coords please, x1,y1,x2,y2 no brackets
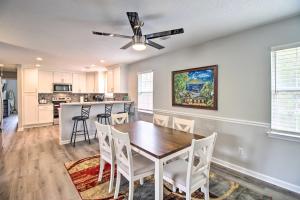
238,147,247,158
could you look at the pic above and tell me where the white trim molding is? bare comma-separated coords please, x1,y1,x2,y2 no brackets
154,109,270,128
212,157,300,194
267,131,300,143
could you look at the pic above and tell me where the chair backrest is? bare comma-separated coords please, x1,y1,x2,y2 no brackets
94,121,114,161
111,113,129,125
81,105,91,118
124,102,132,113
173,117,195,133
153,114,169,127
105,104,113,115
186,132,217,189
111,127,133,176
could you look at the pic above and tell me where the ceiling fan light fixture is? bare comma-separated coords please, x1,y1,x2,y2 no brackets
132,43,146,51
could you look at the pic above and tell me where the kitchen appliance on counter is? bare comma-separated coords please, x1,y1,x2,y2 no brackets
94,94,104,102
52,97,71,125
53,83,72,93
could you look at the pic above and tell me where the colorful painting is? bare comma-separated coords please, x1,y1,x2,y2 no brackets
172,65,218,110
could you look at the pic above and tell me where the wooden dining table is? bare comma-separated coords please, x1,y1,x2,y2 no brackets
113,120,204,200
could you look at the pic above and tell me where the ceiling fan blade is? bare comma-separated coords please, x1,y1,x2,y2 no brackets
145,28,184,40
120,41,133,49
126,12,142,36
92,31,132,39
146,40,165,50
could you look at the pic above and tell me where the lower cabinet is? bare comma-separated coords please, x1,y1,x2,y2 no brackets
38,105,53,124
23,93,38,125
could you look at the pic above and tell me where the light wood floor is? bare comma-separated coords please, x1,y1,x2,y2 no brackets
0,114,299,200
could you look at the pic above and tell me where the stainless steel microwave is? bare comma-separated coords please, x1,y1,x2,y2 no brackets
53,84,72,92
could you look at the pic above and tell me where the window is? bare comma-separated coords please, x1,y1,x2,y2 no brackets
271,44,300,134
138,71,153,112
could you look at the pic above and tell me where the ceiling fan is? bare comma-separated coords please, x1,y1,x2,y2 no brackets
92,12,184,51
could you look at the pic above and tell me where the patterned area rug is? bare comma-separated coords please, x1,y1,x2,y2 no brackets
64,155,272,200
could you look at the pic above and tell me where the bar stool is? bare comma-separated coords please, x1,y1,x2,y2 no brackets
97,103,113,125
94,104,113,138
70,105,91,147
117,102,132,114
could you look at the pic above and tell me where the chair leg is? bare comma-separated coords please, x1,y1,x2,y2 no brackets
114,171,121,199
94,117,99,138
108,162,115,193
108,117,111,125
203,181,209,200
139,178,144,185
128,180,134,200
84,120,90,144
105,117,107,125
172,185,177,192
186,190,191,200
98,159,105,182
83,120,87,141
73,120,78,147
70,120,76,144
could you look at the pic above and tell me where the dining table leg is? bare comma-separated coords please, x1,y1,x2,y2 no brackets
155,158,163,200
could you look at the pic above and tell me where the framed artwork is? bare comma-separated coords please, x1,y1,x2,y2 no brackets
172,65,218,110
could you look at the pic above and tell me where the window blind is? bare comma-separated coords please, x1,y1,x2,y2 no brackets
138,71,153,112
271,45,300,134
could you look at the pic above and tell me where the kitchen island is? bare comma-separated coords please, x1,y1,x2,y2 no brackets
59,101,133,145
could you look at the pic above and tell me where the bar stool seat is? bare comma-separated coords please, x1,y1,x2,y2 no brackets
72,116,89,120
97,113,110,118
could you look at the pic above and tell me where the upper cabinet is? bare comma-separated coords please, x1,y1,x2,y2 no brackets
86,72,96,93
53,72,72,84
106,70,114,93
72,73,86,93
23,68,38,93
38,70,53,93
106,65,128,93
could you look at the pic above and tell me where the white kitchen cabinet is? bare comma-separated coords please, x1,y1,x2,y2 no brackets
86,72,96,93
38,105,53,124
53,72,72,84
23,68,38,93
72,73,86,93
38,70,53,93
106,65,128,93
23,93,38,125
106,69,114,92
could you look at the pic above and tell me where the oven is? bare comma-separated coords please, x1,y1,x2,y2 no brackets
53,100,65,125
53,84,72,93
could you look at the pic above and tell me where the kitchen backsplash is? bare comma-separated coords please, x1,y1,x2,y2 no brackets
38,93,129,103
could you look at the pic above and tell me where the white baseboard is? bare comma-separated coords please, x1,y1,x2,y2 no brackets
212,157,300,194
60,134,94,145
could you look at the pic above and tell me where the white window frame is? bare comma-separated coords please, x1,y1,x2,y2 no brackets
268,42,300,142
137,71,153,113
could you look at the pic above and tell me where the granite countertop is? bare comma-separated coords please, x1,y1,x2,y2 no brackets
60,100,133,106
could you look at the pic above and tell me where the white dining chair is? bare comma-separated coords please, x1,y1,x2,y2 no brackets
111,127,155,200
173,117,195,134
163,132,217,200
111,112,129,125
94,121,115,193
153,113,169,127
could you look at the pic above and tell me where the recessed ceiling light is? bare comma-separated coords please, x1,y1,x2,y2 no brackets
35,64,41,67
100,60,105,63
36,57,43,61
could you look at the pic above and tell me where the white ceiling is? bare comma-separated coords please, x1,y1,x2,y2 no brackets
0,0,300,71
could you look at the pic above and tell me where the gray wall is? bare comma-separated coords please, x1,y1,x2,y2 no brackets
127,16,300,189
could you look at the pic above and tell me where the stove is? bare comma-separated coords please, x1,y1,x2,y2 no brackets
52,97,71,125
